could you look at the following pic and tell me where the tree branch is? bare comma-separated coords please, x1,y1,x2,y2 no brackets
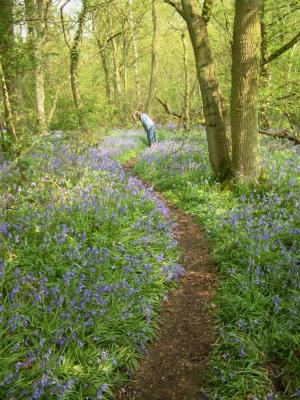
156,97,182,119
262,31,300,65
60,0,72,51
259,129,300,145
163,0,184,18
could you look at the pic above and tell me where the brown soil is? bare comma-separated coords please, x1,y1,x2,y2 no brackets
119,161,217,400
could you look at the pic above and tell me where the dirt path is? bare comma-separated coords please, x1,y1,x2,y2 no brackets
119,161,216,400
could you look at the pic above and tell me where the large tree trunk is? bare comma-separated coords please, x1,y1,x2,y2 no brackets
181,0,230,176
181,31,190,130
70,1,89,134
145,0,159,114
231,0,261,183
128,0,141,109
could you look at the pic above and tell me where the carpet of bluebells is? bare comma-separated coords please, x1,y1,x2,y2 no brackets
0,129,183,399
134,131,300,400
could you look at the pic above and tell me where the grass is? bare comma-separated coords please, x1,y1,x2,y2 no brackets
0,129,183,399
134,129,300,400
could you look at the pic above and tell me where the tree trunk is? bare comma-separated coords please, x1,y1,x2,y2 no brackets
260,1,270,129
231,0,261,183
0,0,18,139
181,31,190,130
99,48,111,103
128,0,141,109
34,0,47,134
25,0,47,135
0,61,17,141
122,20,128,114
70,1,89,134
94,31,111,103
181,0,230,176
145,0,159,114
111,36,122,105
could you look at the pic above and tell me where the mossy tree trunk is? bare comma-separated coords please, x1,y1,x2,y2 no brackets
180,0,231,177
70,0,89,134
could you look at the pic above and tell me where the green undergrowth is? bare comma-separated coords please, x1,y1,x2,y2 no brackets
134,130,300,400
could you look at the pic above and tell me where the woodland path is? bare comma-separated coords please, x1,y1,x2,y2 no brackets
118,160,217,400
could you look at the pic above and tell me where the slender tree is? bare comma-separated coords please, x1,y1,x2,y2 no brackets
164,0,231,177
260,0,271,129
108,13,122,106
61,0,89,134
231,0,262,183
92,14,112,104
145,0,159,114
0,61,17,141
128,0,141,109
25,0,47,135
0,0,18,141
181,31,190,130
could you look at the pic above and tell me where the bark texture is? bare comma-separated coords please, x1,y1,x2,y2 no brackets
0,61,17,141
231,0,261,183
128,0,141,108
260,1,270,129
181,31,190,130
181,0,230,176
70,1,89,134
145,0,159,114
0,0,17,140
109,14,122,105
25,0,47,134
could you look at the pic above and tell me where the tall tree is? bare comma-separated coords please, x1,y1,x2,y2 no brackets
231,0,262,183
92,13,112,104
145,0,159,114
61,0,89,134
25,0,47,135
181,30,190,130
260,0,270,129
108,13,122,107
128,0,141,109
164,0,231,177
0,61,17,142
0,0,18,141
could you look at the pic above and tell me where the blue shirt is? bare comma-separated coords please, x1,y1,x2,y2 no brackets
140,113,154,132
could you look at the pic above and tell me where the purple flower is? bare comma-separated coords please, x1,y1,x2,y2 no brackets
239,346,246,357
272,295,281,314
294,389,300,399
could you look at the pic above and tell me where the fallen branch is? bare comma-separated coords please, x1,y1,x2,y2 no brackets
259,129,300,145
155,97,182,120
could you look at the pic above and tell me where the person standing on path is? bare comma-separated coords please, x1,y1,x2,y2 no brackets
134,111,157,147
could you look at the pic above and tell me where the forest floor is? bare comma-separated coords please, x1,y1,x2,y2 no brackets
119,160,216,400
